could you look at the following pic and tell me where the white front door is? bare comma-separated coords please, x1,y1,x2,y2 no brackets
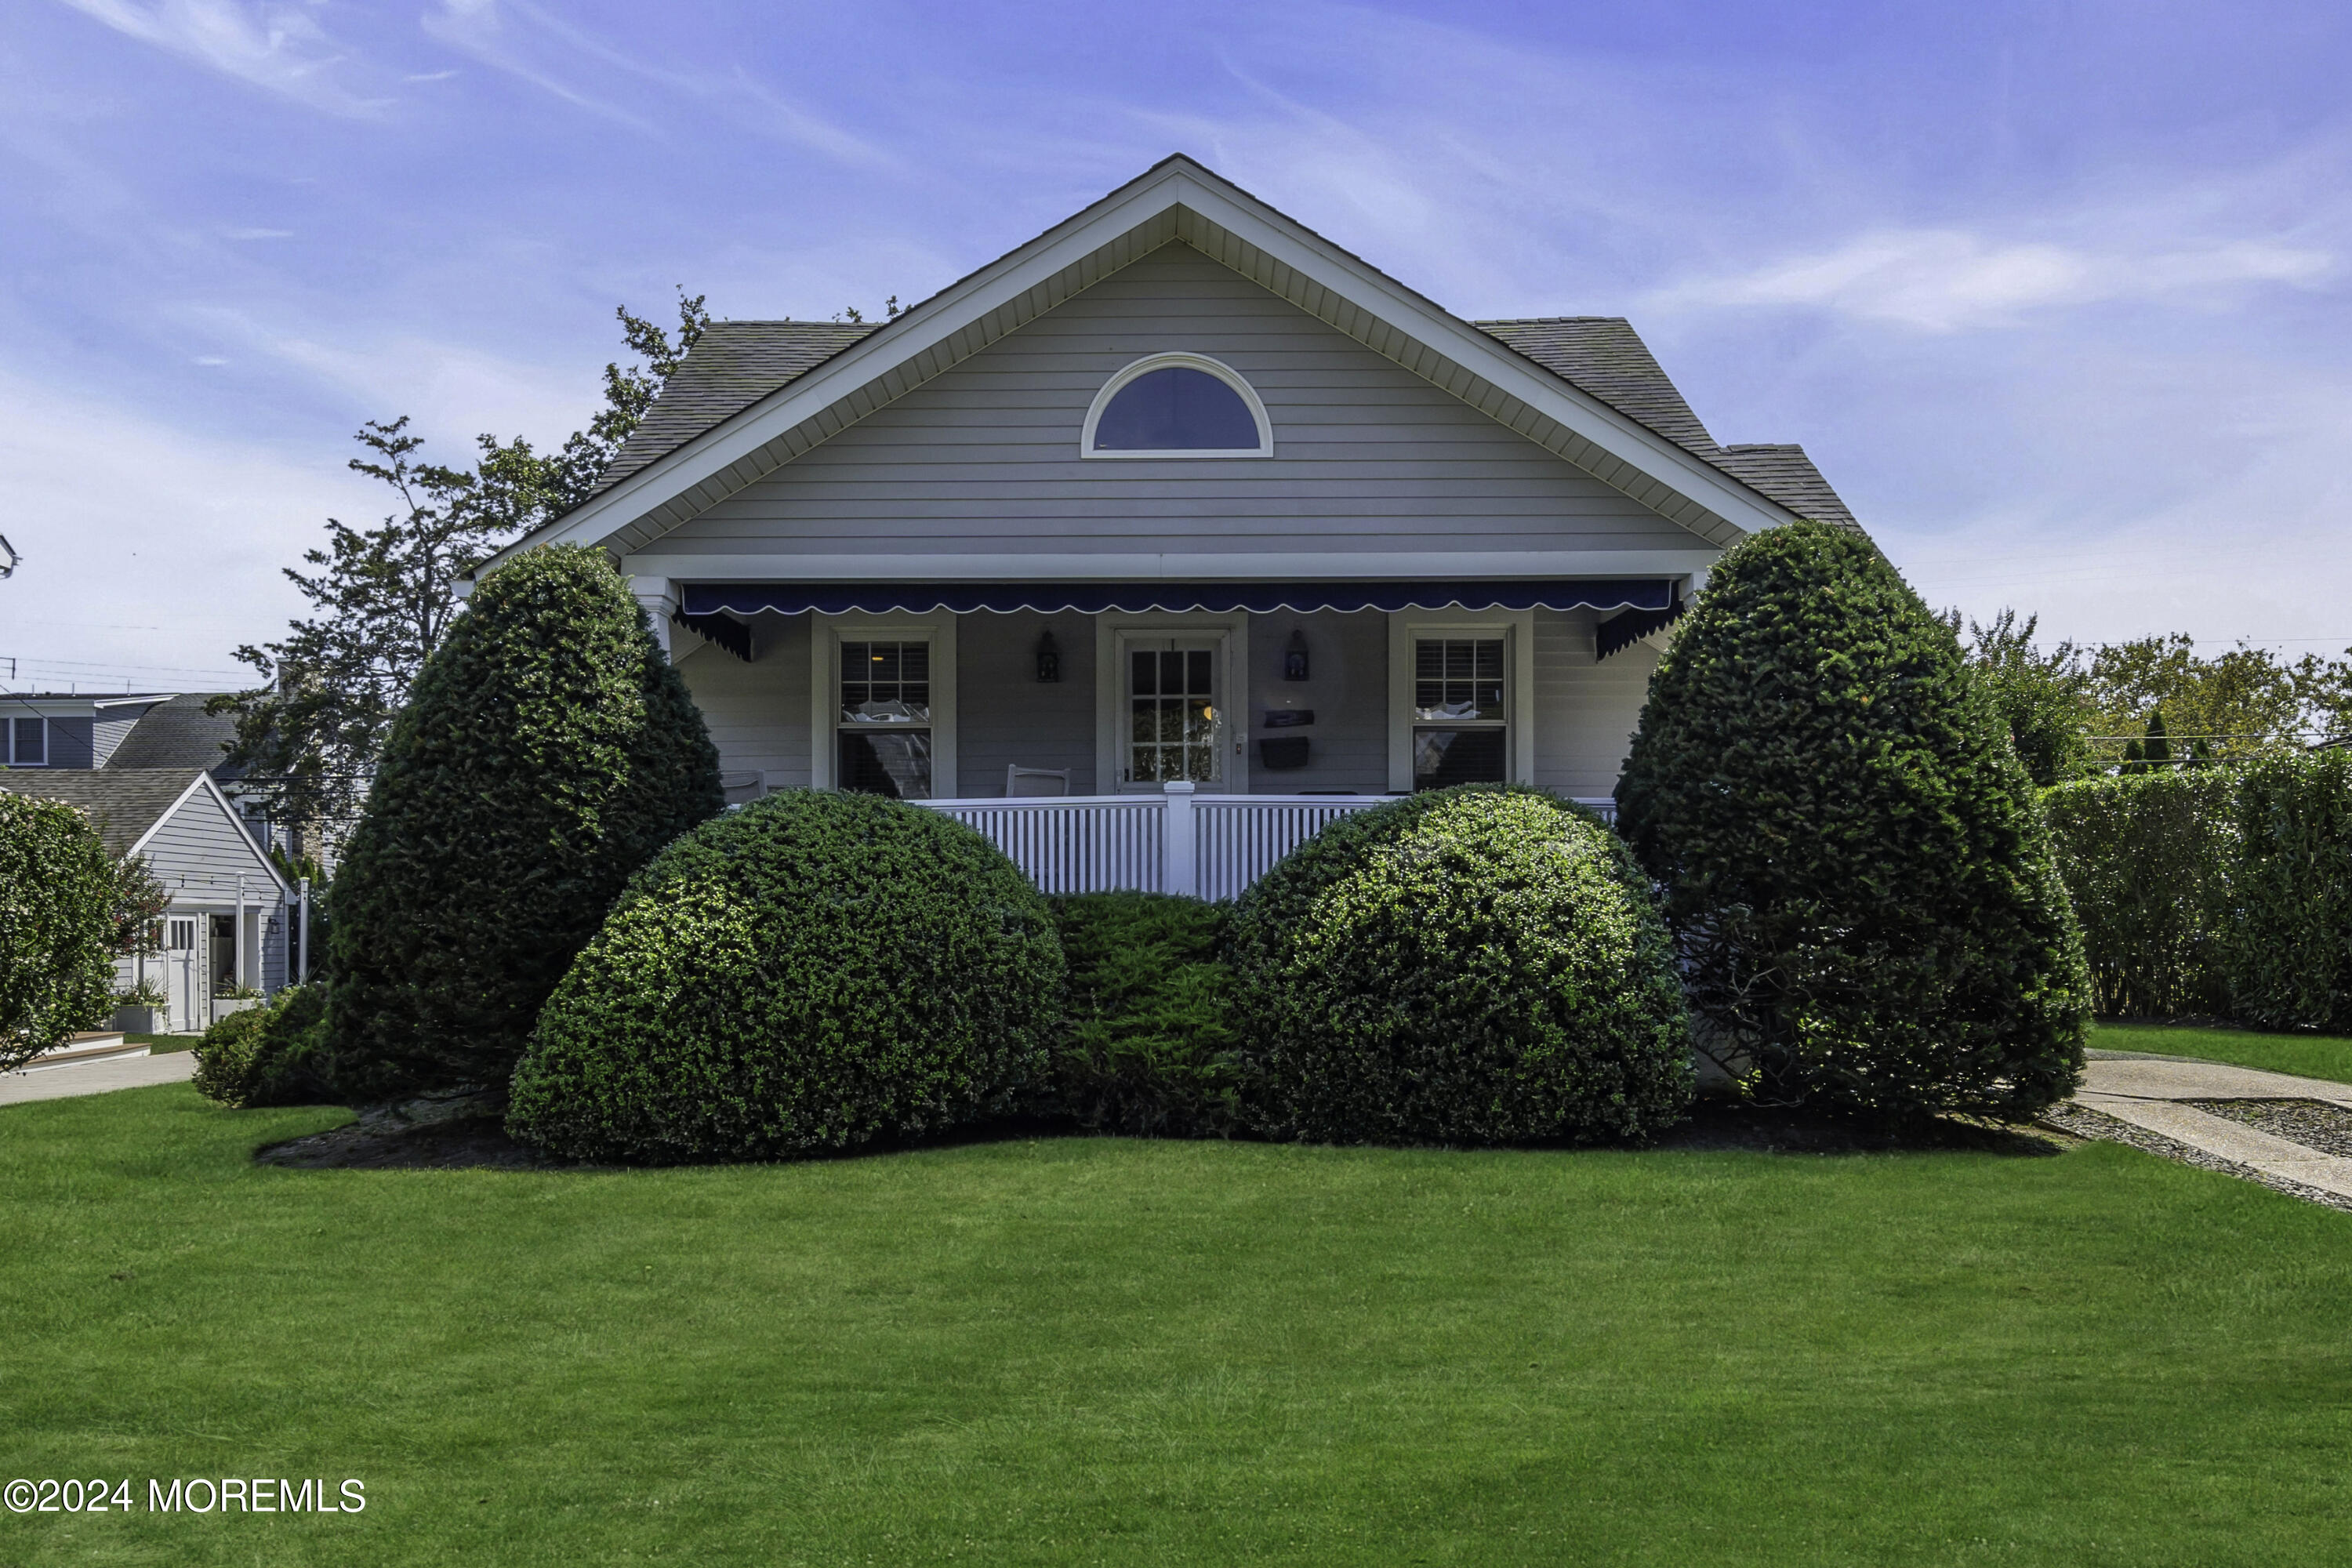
1117,635,1226,791
165,916,201,1034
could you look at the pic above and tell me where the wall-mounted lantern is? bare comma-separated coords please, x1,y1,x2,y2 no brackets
1283,629,1310,682
1035,630,1062,683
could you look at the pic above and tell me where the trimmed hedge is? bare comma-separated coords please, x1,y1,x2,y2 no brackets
0,793,116,1070
506,789,1063,1163
2047,750,2352,1030
1049,892,1240,1138
328,545,723,1095
191,985,336,1109
2042,770,2232,1018
2226,750,2352,1031
1614,521,2091,1121
1225,786,1693,1146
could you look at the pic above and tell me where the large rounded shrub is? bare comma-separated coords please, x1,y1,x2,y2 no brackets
0,793,116,1070
1225,786,1693,1146
328,545,723,1095
506,789,1063,1163
1615,520,2091,1120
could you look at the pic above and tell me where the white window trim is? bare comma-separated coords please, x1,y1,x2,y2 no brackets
1094,615,1250,794
6,715,47,766
1080,353,1273,459
1387,611,1536,793
808,614,958,796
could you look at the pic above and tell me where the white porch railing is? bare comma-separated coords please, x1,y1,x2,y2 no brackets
923,783,1617,899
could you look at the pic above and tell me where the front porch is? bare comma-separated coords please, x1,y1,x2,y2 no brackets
658,579,1663,895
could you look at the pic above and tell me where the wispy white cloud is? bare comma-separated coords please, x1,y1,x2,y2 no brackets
180,304,593,448
416,0,894,165
221,225,292,239
1654,229,2335,332
55,0,388,115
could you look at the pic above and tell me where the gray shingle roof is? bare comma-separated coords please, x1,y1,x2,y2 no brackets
1475,318,1723,456
586,308,1861,532
595,321,879,494
1711,445,1859,531
0,768,205,856
105,693,241,776
1475,316,1860,531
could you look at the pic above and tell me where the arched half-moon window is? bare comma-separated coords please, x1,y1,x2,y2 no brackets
1083,354,1272,458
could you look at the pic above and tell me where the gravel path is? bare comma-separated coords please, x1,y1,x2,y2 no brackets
2184,1099,2352,1161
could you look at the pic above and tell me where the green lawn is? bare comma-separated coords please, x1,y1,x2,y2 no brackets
2092,1021,2352,1085
5,1086,2352,1566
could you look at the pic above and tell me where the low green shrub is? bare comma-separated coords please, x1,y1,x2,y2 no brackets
1050,892,1240,1137
0,792,117,1071
1225,786,1693,1146
506,790,1063,1163
191,985,336,1109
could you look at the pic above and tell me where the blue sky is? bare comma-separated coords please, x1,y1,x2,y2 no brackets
5,0,2349,691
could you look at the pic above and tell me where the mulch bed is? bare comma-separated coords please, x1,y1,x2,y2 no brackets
2183,1098,2352,1161
255,1087,580,1172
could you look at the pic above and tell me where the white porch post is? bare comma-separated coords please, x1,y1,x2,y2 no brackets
297,878,310,985
631,575,679,660
236,875,249,993
1162,782,1197,897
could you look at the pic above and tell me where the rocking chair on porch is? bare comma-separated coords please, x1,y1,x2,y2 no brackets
1005,766,1071,798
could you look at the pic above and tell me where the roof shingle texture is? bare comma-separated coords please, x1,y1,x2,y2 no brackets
590,310,1859,529
105,693,242,776
595,322,878,494
0,768,205,855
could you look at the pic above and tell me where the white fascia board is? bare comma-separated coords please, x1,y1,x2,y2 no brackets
1157,169,1794,534
492,174,1196,567
622,550,1722,583
6,695,173,717
499,159,1791,568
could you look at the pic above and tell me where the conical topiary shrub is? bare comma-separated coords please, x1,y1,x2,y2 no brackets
1614,521,2090,1121
328,544,723,1094
506,789,1064,1163
1225,786,1694,1146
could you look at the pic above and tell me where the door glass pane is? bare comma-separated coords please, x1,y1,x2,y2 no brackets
1127,642,1219,786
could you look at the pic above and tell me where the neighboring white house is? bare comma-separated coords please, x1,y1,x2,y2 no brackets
0,768,291,1033
482,157,1860,892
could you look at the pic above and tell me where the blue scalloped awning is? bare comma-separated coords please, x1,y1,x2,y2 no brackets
681,579,1676,618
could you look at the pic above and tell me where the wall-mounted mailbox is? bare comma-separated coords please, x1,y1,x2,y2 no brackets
1259,737,1312,770
1262,710,1314,728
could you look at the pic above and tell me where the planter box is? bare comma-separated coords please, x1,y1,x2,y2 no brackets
210,997,264,1025
111,1004,162,1034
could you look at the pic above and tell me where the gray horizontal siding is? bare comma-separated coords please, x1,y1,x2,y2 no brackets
1247,610,1386,794
658,246,1704,561
140,786,278,901
1532,609,1660,800
957,612,1098,796
677,614,814,791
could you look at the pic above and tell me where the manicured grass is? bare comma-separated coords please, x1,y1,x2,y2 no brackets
5,1086,2352,1566
2094,1020,2352,1085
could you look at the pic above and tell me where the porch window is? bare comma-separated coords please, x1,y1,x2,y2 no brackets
838,640,933,799
9,716,45,766
1413,637,1508,790
1128,648,1219,785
